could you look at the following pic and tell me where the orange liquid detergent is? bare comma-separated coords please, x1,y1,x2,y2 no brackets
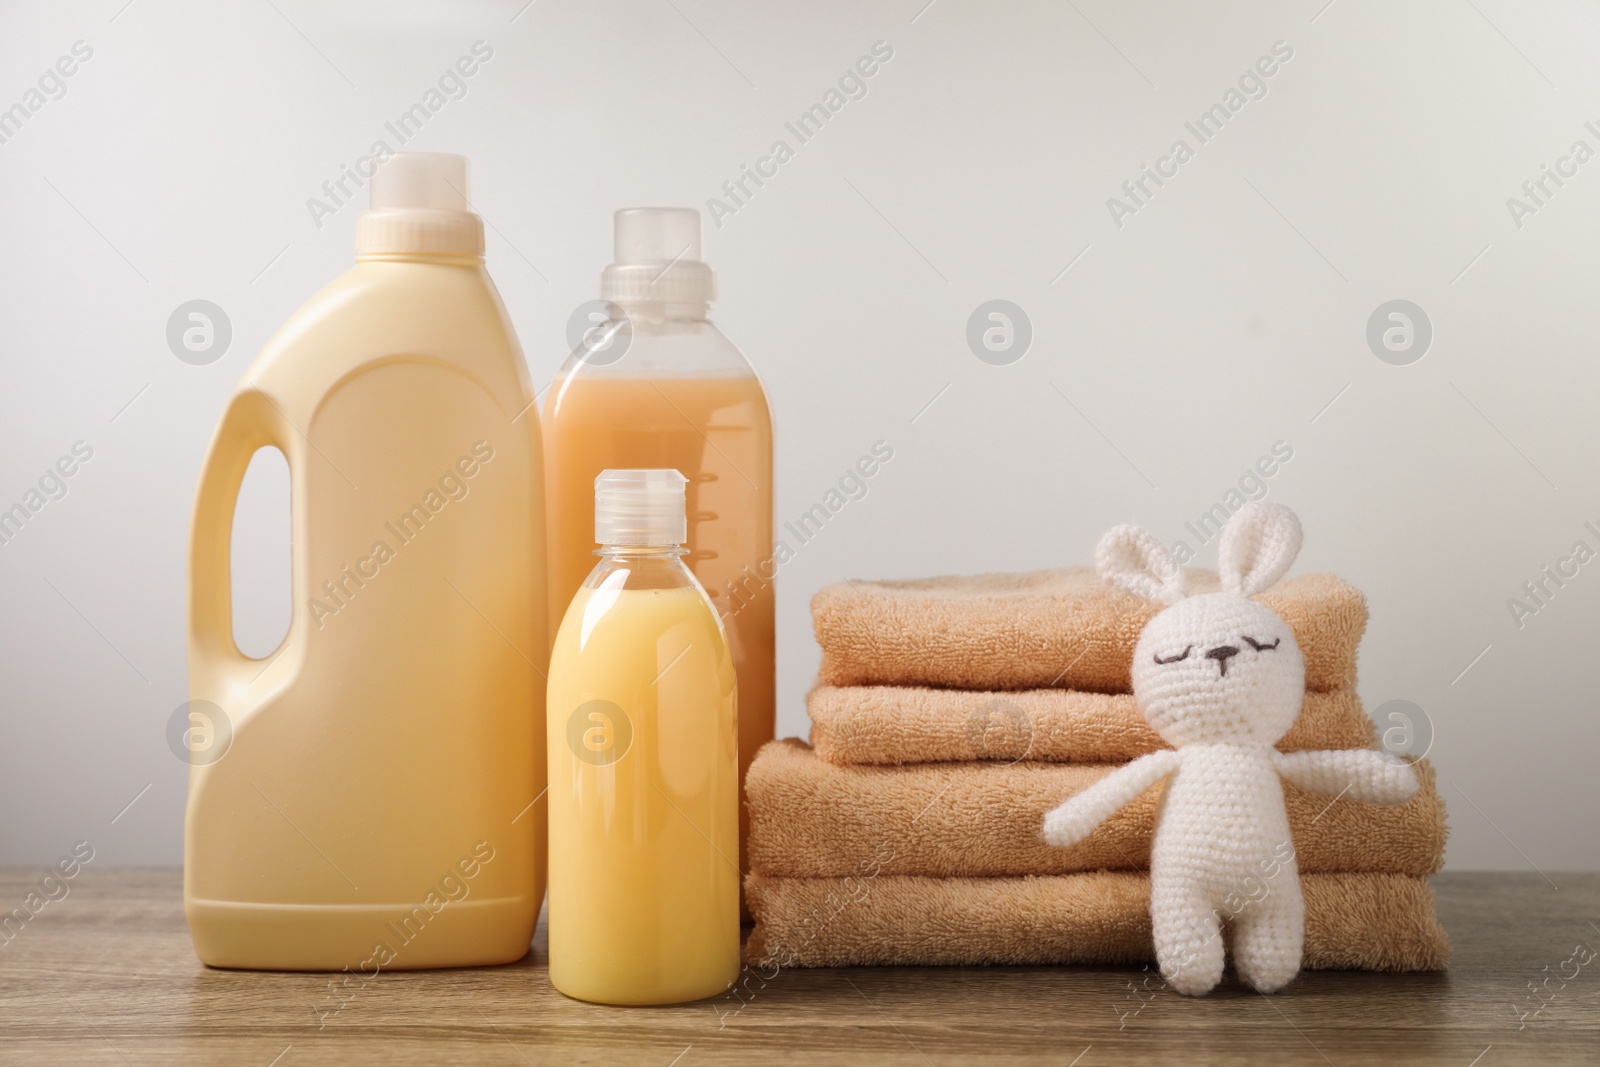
543,372,773,870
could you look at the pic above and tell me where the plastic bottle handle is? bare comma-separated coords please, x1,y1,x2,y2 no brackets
189,388,296,695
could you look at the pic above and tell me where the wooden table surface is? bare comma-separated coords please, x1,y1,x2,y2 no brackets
1,869,1595,1065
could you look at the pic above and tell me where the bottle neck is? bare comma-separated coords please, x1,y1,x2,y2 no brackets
585,544,694,592
598,544,684,560
355,252,485,267
355,206,484,258
611,299,710,325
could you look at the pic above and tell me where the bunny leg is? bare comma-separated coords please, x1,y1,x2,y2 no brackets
1231,881,1305,993
1150,878,1224,996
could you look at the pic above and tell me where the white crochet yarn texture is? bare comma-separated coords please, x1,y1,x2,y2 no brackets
1042,502,1420,995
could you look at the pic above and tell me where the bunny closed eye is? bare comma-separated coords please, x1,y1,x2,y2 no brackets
1151,637,1276,669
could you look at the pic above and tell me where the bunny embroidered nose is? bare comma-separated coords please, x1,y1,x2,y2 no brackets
1205,644,1240,675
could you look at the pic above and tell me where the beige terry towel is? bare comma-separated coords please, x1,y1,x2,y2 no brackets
745,871,1450,970
808,685,1377,765
812,569,1365,693
748,740,1445,878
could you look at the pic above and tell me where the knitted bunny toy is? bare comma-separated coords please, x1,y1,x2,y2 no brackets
1042,502,1419,995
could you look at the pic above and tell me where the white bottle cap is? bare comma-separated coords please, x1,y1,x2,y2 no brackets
594,469,688,546
600,208,716,304
356,152,485,256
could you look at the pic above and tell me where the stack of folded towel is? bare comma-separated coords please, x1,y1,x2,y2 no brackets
745,568,1450,971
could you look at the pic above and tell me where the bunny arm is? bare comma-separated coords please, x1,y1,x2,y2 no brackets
1042,749,1181,848
1272,749,1420,805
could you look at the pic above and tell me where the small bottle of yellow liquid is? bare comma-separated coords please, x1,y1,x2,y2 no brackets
547,469,739,1004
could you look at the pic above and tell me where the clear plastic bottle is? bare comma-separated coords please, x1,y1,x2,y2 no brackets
546,469,739,1004
542,209,773,878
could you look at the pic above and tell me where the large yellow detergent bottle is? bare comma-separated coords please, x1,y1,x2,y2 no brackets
184,153,547,971
547,469,739,1004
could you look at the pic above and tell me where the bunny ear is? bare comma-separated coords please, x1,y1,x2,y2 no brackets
1218,502,1302,596
1095,525,1187,606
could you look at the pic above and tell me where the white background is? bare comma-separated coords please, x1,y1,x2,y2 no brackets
1,0,1596,872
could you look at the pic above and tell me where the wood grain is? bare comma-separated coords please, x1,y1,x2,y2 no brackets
0,869,1595,1065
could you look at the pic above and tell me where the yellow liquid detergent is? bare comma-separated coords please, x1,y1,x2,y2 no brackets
546,471,739,1004
184,154,546,971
